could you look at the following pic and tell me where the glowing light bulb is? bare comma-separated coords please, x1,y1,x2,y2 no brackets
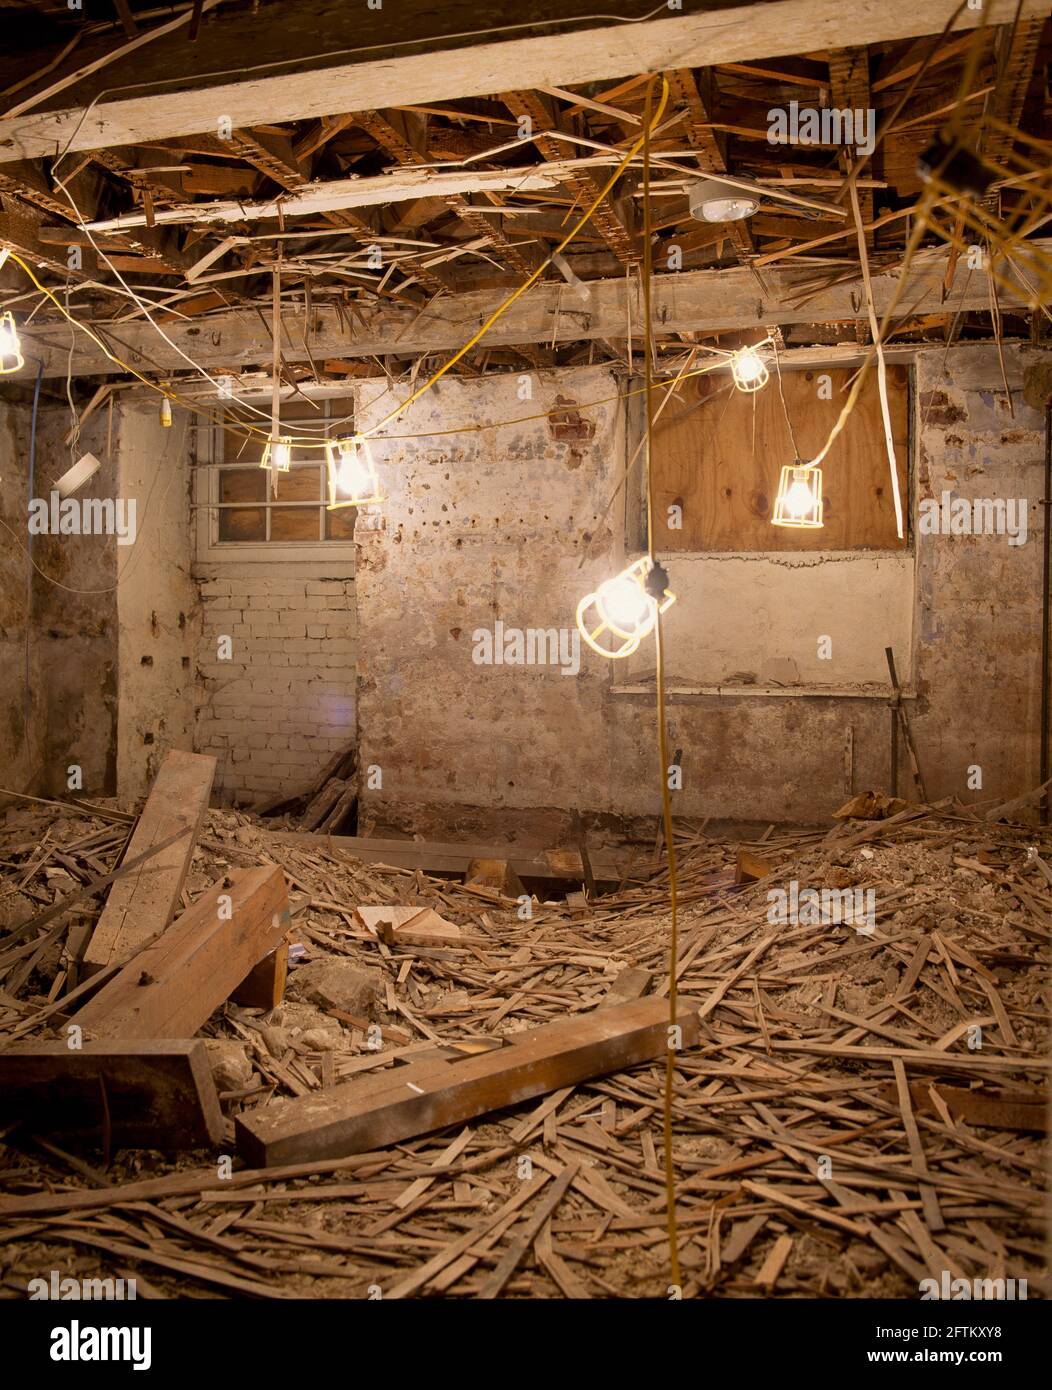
576,557,675,659
784,476,813,517
159,396,173,428
0,311,24,375
260,435,293,472
772,464,823,529
325,436,382,508
599,575,651,632
730,346,768,393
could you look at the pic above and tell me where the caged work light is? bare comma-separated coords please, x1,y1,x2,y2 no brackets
576,556,676,659
0,311,24,375
772,462,824,529
730,344,769,393
324,435,383,509
260,435,293,472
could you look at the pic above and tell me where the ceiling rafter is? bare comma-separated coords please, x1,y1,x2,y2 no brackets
500,89,637,267
355,107,541,280
828,47,873,241
665,67,756,265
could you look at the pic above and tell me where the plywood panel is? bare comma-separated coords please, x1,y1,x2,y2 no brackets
651,365,909,551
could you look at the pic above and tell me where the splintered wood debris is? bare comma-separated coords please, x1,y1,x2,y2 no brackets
0,792,1048,1299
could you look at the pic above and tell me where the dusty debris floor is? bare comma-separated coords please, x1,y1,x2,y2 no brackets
0,796,1048,1299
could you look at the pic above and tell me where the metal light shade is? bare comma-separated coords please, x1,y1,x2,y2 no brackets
688,177,759,224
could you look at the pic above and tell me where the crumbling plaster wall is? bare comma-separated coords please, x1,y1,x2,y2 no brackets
355,345,1050,836
0,393,116,800
0,396,38,791
910,344,1048,810
115,402,197,806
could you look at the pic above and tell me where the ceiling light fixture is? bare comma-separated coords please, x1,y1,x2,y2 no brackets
325,435,383,509
576,556,676,659
688,176,759,224
772,463,824,529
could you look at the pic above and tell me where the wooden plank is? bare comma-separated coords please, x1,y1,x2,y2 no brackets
73,866,289,1039
652,365,909,552
82,750,216,978
892,1058,945,1233
355,905,461,946
0,0,1028,163
0,1039,223,1148
264,830,624,885
236,998,700,1166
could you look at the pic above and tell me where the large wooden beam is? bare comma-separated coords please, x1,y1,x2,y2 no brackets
82,750,216,978
11,240,1046,380
73,866,290,1040
0,0,1037,164
0,1039,224,1148
236,997,700,1165
263,831,622,886
82,163,576,231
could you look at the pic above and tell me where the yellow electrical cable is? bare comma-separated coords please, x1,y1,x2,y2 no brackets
8,243,735,450
637,71,683,1294
356,82,668,439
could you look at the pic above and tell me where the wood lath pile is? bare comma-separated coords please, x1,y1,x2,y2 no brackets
0,790,1047,1298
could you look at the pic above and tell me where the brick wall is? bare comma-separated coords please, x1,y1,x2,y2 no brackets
194,561,357,803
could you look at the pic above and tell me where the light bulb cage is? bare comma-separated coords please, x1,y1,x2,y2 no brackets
324,435,383,509
260,435,293,472
730,346,770,393
772,464,824,529
576,556,676,660
0,311,24,376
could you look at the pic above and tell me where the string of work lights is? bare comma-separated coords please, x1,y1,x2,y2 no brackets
0,238,822,662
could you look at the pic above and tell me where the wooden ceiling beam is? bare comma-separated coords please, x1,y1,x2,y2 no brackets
665,66,756,263
501,89,636,267
828,47,873,238
11,238,1044,380
0,0,1038,163
979,15,1045,166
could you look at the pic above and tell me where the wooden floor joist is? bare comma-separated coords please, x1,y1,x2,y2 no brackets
73,865,290,1040
236,997,700,1166
82,750,216,978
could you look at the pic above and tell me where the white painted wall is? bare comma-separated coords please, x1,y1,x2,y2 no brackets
624,550,915,687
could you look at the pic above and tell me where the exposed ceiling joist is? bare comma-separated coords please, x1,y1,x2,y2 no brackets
501,89,636,267
0,0,1038,163
355,108,540,280
12,240,1045,380
80,163,588,230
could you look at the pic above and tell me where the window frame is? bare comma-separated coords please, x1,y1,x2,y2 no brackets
193,401,359,564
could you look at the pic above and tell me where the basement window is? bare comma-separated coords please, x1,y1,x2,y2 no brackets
194,394,358,561
638,362,910,552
